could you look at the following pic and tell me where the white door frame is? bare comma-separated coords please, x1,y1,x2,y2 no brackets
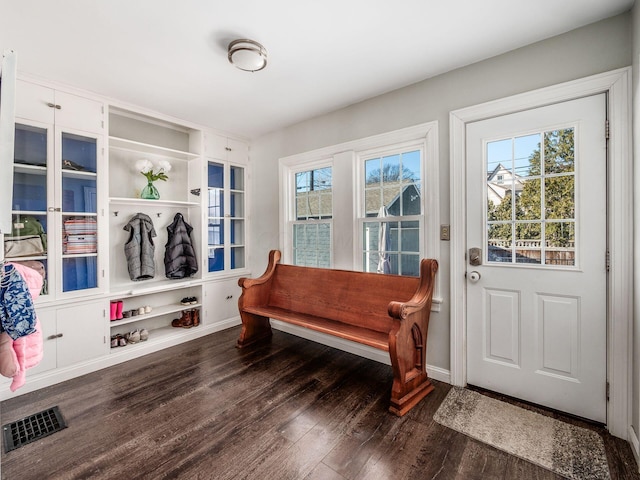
449,67,632,438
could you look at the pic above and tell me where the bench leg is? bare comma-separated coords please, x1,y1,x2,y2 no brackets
388,323,434,416
237,312,273,348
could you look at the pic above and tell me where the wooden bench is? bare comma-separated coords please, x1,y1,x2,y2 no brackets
236,250,439,416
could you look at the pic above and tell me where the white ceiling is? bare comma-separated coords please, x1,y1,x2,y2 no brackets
0,0,634,139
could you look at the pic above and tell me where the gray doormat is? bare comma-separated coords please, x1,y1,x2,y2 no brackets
434,387,611,480
3,406,67,453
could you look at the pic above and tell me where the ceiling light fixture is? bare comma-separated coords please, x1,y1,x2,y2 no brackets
228,39,267,72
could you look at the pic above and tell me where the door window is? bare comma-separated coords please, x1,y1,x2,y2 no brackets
486,128,576,267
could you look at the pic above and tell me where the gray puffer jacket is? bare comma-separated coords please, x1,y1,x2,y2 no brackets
123,213,156,281
164,213,198,279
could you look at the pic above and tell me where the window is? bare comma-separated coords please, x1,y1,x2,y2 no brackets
291,166,332,267
360,146,423,276
279,122,440,305
486,128,576,266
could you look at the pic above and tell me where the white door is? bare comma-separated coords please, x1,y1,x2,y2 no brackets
466,94,607,422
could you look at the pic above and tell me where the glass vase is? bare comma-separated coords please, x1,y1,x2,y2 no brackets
141,181,160,200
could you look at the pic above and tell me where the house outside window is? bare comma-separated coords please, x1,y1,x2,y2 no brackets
292,166,332,267
360,146,423,276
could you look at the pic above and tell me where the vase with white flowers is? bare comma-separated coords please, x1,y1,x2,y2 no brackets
136,159,172,200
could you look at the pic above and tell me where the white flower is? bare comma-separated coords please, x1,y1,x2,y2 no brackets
157,160,172,173
135,159,153,174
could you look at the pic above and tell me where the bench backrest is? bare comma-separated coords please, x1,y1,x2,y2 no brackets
267,264,420,334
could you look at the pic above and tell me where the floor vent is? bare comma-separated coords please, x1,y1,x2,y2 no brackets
3,406,67,452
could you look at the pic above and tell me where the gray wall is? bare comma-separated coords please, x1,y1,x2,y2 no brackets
249,13,632,375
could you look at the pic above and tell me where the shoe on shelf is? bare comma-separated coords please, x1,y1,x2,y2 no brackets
144,305,152,314
118,335,127,347
171,310,193,328
140,329,149,341
180,297,198,306
125,330,140,344
110,335,119,348
191,308,200,327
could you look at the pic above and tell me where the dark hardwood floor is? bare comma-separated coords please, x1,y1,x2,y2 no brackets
1,326,638,480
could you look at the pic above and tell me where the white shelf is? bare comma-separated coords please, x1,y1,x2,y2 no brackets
109,324,203,352
14,163,47,175
109,302,201,328
109,197,200,208
109,136,199,161
61,169,97,180
109,278,202,297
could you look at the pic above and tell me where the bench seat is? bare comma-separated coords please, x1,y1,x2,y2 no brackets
236,250,438,416
243,305,390,351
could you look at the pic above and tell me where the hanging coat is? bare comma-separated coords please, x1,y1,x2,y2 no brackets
164,213,198,279
123,213,157,281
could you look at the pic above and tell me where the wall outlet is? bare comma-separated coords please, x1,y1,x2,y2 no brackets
440,224,450,241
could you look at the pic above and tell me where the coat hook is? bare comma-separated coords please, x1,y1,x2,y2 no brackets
113,211,119,216
157,212,162,218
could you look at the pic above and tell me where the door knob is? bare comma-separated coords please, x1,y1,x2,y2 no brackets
468,271,481,283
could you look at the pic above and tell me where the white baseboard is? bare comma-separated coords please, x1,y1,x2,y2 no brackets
629,425,640,471
0,317,241,401
271,321,451,384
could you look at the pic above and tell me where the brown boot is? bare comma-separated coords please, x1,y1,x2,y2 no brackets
191,308,200,327
171,310,193,328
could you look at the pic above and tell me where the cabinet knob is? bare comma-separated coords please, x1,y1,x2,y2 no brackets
47,333,63,340
225,147,232,151
226,295,233,300
46,103,62,109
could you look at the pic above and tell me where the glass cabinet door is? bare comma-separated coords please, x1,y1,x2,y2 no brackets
230,165,245,269
7,122,51,298
207,161,246,273
4,122,101,298
59,131,98,292
207,162,225,272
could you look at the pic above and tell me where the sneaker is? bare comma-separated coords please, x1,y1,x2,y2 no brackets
189,297,198,305
110,335,119,348
125,330,140,344
180,297,192,306
140,328,149,341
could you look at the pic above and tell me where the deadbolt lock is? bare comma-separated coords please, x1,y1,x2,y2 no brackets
469,247,482,266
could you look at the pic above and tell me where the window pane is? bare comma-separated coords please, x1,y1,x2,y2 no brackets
208,219,223,246
516,178,541,220
208,247,224,272
293,222,330,267
295,167,332,220
230,165,244,190
402,150,421,183
208,189,223,217
208,162,223,188
365,158,380,186
382,154,401,184
545,176,574,220
230,192,244,217
544,129,574,174
514,133,541,177
488,222,512,263
515,222,541,265
545,221,575,266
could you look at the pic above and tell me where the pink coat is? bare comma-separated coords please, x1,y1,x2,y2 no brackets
0,262,44,391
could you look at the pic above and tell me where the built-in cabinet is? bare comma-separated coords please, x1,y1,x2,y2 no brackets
7,80,105,299
0,77,249,398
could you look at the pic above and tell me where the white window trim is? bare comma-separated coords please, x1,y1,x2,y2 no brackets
279,121,440,309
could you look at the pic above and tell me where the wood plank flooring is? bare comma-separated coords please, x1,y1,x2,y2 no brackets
1,326,638,480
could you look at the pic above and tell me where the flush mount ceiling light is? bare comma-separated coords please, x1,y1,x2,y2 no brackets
228,39,267,72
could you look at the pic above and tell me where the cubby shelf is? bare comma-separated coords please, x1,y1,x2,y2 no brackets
109,197,200,208
109,324,203,353
109,136,199,161
110,302,202,328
